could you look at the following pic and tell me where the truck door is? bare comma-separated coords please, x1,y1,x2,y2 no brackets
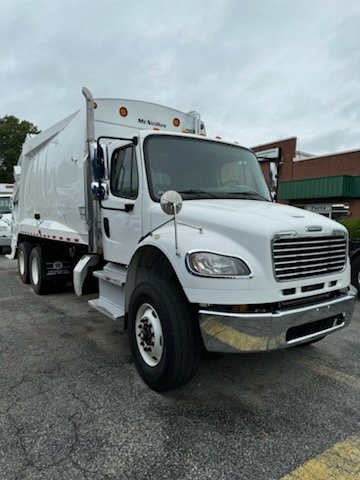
100,144,141,265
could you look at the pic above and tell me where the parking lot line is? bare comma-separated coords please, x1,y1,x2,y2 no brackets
297,357,360,392
281,435,360,479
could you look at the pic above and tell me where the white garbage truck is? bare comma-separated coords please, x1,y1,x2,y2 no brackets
0,183,13,253
10,88,356,391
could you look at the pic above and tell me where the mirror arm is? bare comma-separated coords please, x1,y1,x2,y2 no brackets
138,218,174,243
173,206,180,257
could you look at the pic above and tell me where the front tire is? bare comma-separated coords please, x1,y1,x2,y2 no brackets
128,280,200,392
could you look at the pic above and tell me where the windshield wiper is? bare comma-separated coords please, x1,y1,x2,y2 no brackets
178,189,219,199
233,190,270,201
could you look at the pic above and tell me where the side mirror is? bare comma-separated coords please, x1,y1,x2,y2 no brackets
89,142,97,163
91,181,109,201
90,142,105,181
160,190,183,216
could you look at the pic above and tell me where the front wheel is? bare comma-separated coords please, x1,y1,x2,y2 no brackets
128,280,200,392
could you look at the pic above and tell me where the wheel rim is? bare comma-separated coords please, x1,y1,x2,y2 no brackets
19,250,25,275
31,256,39,285
135,303,164,367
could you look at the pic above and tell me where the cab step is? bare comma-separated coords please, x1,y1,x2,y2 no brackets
88,263,127,322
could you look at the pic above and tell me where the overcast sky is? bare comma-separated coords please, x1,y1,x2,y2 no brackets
1,0,359,155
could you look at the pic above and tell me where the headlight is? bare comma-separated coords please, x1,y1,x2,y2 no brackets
186,251,251,277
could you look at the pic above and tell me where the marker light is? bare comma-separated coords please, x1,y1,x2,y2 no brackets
173,118,181,127
119,106,128,117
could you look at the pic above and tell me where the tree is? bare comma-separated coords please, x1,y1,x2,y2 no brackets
0,115,39,182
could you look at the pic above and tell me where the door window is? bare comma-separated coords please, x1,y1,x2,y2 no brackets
110,147,138,199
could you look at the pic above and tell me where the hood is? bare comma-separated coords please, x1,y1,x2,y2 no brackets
151,199,345,240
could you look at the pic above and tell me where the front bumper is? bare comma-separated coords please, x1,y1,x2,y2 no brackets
199,287,357,353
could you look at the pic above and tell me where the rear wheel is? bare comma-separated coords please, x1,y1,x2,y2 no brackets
29,246,50,294
128,279,200,392
18,242,32,284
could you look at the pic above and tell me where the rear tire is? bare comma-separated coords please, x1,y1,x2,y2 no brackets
128,279,200,392
29,246,50,294
18,242,32,284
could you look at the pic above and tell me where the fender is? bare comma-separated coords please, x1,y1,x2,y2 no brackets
124,222,262,310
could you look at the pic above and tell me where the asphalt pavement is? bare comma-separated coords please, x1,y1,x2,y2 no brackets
1,256,359,479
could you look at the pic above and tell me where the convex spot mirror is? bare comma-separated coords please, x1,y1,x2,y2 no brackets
160,190,183,216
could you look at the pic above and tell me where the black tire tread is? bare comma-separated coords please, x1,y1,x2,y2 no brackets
128,279,200,392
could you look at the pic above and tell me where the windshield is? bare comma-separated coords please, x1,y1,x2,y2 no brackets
144,135,271,202
0,196,11,214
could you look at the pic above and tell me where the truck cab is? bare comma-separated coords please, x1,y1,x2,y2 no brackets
89,127,356,390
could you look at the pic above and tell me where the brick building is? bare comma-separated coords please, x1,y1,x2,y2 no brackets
252,137,360,220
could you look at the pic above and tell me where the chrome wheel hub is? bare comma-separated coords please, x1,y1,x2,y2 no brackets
135,303,163,367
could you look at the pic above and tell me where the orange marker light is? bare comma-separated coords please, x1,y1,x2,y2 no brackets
119,106,128,117
173,118,181,127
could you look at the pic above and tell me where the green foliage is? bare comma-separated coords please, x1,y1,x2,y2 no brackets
338,217,360,239
0,115,39,182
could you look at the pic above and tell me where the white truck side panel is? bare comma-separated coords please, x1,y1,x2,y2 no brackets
18,109,89,244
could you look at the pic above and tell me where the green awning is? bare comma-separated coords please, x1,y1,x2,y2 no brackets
278,175,360,200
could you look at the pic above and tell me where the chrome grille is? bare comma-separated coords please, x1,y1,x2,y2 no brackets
272,235,347,281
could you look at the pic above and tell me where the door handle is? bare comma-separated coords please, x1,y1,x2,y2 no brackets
103,217,110,237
